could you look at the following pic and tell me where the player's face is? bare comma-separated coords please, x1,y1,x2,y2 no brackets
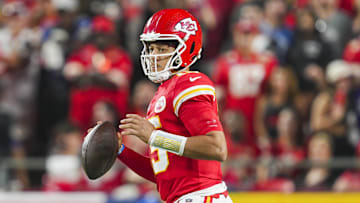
147,43,176,72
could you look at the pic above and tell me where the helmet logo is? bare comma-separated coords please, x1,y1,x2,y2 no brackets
175,18,198,36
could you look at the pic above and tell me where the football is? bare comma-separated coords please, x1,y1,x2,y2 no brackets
81,121,118,179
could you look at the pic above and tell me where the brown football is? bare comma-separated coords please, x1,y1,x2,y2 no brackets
81,121,118,179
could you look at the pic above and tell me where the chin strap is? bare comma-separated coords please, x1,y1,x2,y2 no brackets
148,70,171,83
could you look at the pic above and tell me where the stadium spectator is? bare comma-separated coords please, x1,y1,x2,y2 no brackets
42,121,87,191
286,7,332,92
40,0,81,71
259,0,293,63
309,0,352,58
342,37,360,152
274,108,305,177
226,2,271,55
64,15,133,131
252,158,295,192
295,132,338,191
310,60,355,157
254,67,298,151
285,7,332,138
213,17,277,144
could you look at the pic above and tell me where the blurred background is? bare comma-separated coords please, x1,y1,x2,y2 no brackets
1,0,360,202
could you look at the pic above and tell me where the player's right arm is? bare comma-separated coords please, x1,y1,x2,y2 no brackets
116,144,156,183
115,131,156,183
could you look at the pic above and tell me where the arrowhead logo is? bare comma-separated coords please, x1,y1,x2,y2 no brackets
155,96,166,113
174,18,198,36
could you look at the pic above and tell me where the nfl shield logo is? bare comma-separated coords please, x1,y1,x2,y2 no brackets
185,199,193,202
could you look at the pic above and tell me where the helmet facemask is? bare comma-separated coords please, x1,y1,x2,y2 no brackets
140,34,187,83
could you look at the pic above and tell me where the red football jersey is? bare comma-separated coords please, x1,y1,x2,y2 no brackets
146,71,224,202
213,50,277,140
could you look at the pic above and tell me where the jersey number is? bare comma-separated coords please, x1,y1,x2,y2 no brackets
148,116,169,175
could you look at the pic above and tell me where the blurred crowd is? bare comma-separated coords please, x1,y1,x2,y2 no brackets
1,0,360,201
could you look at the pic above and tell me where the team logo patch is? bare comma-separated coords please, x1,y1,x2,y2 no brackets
174,18,198,36
155,96,166,113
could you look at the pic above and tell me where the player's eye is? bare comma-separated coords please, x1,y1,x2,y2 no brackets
148,47,154,53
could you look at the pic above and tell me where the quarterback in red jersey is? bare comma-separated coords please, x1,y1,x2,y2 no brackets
116,9,233,203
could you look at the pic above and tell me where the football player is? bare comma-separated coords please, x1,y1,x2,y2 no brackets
117,9,233,203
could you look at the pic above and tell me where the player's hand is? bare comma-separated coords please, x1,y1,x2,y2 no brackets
119,114,155,144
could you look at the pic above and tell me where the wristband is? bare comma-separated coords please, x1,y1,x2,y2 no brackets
148,130,187,156
117,144,125,155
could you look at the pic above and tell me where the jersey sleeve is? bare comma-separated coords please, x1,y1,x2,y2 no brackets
172,72,223,136
117,146,156,183
178,95,223,136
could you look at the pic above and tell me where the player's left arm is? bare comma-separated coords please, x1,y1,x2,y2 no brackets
176,97,228,161
182,131,227,162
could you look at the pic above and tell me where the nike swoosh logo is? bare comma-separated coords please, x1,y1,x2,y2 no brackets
189,76,201,82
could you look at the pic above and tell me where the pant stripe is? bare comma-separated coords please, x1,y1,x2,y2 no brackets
203,196,213,203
